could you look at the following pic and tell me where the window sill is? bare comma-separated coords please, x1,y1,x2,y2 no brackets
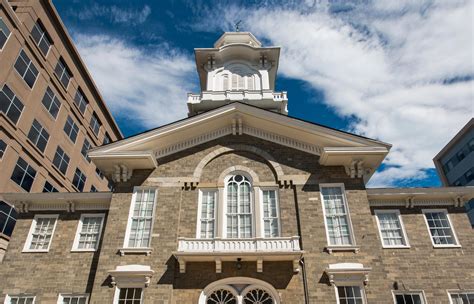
382,245,411,249
71,248,97,252
22,249,49,253
325,245,360,254
118,247,153,256
432,244,462,249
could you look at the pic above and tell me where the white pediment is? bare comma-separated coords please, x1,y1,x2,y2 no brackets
89,103,390,183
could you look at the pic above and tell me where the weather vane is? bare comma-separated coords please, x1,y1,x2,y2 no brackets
235,20,242,32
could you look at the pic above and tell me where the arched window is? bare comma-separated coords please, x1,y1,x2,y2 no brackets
226,174,252,238
200,278,279,304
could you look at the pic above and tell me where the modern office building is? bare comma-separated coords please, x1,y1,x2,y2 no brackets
0,0,122,261
1,31,473,304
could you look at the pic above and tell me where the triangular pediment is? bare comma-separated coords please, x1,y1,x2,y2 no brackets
89,103,391,183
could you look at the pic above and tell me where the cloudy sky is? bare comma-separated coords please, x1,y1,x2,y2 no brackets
54,0,474,188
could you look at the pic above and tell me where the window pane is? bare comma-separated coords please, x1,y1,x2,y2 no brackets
226,175,253,238
11,157,36,192
425,211,456,245
127,189,155,247
322,186,353,245
1,84,24,125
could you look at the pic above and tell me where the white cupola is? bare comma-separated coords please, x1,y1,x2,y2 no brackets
187,32,288,116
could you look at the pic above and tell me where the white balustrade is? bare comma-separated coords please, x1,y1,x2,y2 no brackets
187,91,288,104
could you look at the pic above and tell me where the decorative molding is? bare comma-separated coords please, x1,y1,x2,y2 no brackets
217,165,260,185
325,245,360,254
325,263,371,286
118,247,153,256
108,265,154,288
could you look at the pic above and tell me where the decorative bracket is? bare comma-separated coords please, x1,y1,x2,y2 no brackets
113,164,133,182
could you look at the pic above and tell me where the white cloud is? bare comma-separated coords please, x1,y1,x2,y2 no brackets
73,34,196,128
192,0,474,187
72,4,151,25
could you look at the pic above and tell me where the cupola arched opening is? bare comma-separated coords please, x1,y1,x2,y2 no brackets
213,62,261,91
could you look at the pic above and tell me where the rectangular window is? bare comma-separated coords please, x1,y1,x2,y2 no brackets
0,17,11,49
96,167,105,179
0,139,6,159
23,214,58,252
321,184,355,246
63,115,79,143
423,209,459,247
103,132,111,145
73,168,87,192
42,181,58,192
54,57,71,88
5,295,36,304
31,20,51,56
52,146,70,175
72,214,104,251
90,185,97,192
58,294,89,304
14,49,39,88
124,188,157,248
262,189,280,237
27,119,49,152
115,288,143,304
0,200,18,237
11,157,36,192
74,88,89,115
393,292,426,304
198,190,216,238
81,138,91,162
449,291,474,304
90,112,101,136
1,84,24,124
375,210,409,248
41,87,61,119
337,286,365,304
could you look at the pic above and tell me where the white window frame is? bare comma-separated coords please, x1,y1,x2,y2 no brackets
196,189,217,239
259,187,281,238
57,294,89,304
320,183,356,247
23,214,58,252
113,287,143,304
392,290,427,304
71,213,105,252
447,290,474,304
374,209,410,248
123,187,158,249
335,285,367,304
223,173,255,239
422,209,461,248
4,295,36,304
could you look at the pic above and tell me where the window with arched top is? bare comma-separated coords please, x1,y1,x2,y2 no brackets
200,278,279,304
226,174,253,238
214,64,260,91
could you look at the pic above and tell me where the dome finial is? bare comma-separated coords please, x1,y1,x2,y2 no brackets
234,20,242,32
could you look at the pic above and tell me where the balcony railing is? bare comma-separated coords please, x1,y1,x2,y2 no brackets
187,91,288,104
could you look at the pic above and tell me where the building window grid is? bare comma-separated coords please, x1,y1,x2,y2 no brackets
443,139,474,174
375,210,408,247
31,20,52,56
199,190,216,239
73,168,87,192
337,286,365,304
0,17,11,49
0,201,17,237
41,87,61,119
125,188,156,248
90,112,101,136
1,84,24,124
27,119,49,152
226,175,252,238
321,185,354,246
59,294,88,304
14,49,39,88
52,146,70,175
117,288,143,304
262,189,280,237
5,295,35,304
73,214,104,250
42,181,58,192
394,293,425,304
0,139,6,159
63,116,79,143
11,157,36,192
74,89,89,114
25,215,57,251
449,291,474,304
423,210,458,246
55,58,71,88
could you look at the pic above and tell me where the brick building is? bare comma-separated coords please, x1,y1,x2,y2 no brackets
0,0,122,260
1,32,473,304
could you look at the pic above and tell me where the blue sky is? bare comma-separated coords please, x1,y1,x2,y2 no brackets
54,0,473,187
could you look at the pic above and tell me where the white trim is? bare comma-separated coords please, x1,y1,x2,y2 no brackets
319,183,356,247
196,189,218,239
422,209,461,248
71,213,105,252
57,293,89,304
4,295,36,304
335,285,367,304
391,290,427,304
447,289,474,304
113,287,143,304
374,209,410,249
123,187,158,249
23,214,58,252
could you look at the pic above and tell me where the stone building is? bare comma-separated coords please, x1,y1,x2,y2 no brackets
0,0,122,260
1,32,473,304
